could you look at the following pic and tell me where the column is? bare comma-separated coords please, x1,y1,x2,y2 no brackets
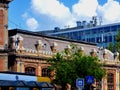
38,63,42,76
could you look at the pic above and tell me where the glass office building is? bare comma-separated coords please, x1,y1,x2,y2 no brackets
39,23,120,48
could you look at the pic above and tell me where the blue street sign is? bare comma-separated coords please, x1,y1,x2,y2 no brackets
86,76,94,84
76,78,84,88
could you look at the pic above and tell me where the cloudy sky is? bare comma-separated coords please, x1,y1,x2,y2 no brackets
9,0,120,31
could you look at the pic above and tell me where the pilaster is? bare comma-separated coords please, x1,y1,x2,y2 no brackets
0,0,12,49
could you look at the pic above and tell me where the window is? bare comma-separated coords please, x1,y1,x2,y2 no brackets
104,27,110,33
25,67,36,75
111,26,117,32
118,25,120,28
92,29,97,34
91,38,95,42
107,73,114,90
96,37,101,43
85,30,90,34
109,36,112,42
42,68,50,77
99,28,104,34
104,36,108,43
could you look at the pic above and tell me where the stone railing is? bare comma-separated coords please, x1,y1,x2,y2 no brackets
99,59,120,67
15,48,53,58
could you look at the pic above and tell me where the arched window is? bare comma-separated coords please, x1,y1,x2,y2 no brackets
42,68,50,77
107,73,114,90
25,67,36,75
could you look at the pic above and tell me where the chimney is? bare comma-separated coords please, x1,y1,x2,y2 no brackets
35,40,42,51
51,42,58,53
82,21,87,28
78,46,84,55
103,49,108,60
90,21,93,27
9,36,16,49
76,21,81,27
114,52,119,61
65,45,71,54
18,36,24,50
90,48,97,57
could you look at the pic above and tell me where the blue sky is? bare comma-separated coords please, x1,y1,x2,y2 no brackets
8,0,120,31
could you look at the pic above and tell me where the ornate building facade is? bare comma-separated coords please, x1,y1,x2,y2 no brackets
8,29,98,76
8,29,120,90
0,0,120,90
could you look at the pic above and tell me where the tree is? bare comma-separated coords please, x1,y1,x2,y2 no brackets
48,44,106,89
115,29,120,52
107,29,120,59
115,29,120,42
107,29,120,52
48,52,77,89
107,42,114,52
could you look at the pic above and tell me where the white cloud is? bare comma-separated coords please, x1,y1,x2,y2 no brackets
72,0,98,17
31,0,75,28
22,12,29,19
31,0,71,19
97,0,120,24
26,0,120,30
26,18,39,30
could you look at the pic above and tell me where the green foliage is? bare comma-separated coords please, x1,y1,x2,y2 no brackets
115,42,120,52
55,60,77,85
48,44,106,87
107,42,114,52
114,29,120,59
75,55,105,80
115,29,120,42
115,29,120,52
107,29,120,53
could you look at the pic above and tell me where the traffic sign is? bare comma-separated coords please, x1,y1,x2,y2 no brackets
76,78,84,88
86,76,94,84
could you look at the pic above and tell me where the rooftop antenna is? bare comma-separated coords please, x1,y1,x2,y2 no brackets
99,16,103,26
92,16,97,26
64,25,70,29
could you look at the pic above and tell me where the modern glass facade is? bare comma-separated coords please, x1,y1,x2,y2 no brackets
46,23,120,48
